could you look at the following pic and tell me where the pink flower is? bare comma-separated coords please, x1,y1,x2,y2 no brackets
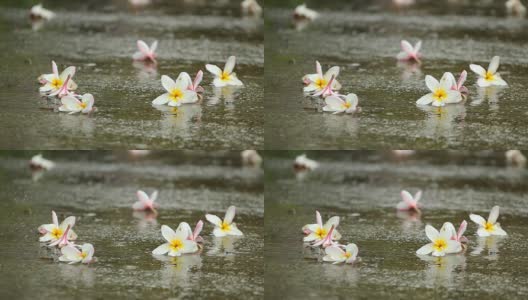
396,40,422,62
176,220,204,243
396,190,422,212
133,40,158,63
132,190,159,212
178,70,205,93
445,71,469,95
38,211,78,247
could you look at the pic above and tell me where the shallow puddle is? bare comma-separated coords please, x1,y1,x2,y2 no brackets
0,1,263,149
0,151,264,298
265,151,528,299
265,0,528,149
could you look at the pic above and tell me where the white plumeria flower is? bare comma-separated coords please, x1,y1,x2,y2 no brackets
323,243,359,264
30,4,55,20
30,154,55,170
206,56,244,87
396,190,422,212
177,71,205,93
152,225,199,256
205,206,244,237
241,150,262,167
323,93,360,114
444,70,469,95
440,220,468,244
416,225,462,256
132,190,159,211
241,0,262,16
505,150,526,167
152,75,199,107
293,154,318,171
133,40,158,63
396,40,422,62
416,74,463,107
470,56,508,87
469,206,507,237
293,4,319,20
38,211,78,246
59,93,95,114
302,211,341,247
59,243,95,264
302,61,341,97
506,0,526,17
39,61,77,96
176,220,204,243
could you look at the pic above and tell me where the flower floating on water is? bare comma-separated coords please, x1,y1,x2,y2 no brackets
206,56,244,87
302,211,341,247
323,93,360,114
505,150,526,168
132,190,159,212
469,206,507,237
241,150,262,167
293,154,319,171
59,243,95,264
396,40,422,62
506,0,526,17
178,71,204,94
293,4,319,21
440,221,468,244
416,74,463,107
470,56,508,87
241,0,262,16
29,154,55,170
416,225,462,256
59,93,96,114
323,243,359,264
152,225,199,256
38,211,78,246
176,220,204,244
133,40,158,63
39,61,77,96
396,190,422,212
30,4,55,20
444,70,468,95
152,75,199,107
302,61,341,97
206,206,244,237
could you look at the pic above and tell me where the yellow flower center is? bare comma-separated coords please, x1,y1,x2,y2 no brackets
315,227,327,239
51,227,63,239
433,88,447,101
485,71,495,81
343,102,351,109
221,222,231,231
315,78,327,89
221,71,231,81
51,78,63,89
169,88,183,102
169,239,184,251
344,252,352,258
80,252,87,259
484,222,495,232
80,102,87,109
433,238,447,252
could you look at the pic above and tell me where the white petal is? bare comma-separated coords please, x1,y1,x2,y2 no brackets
60,96,82,112
446,240,462,253
60,216,76,231
416,93,434,105
325,245,344,260
137,40,150,55
477,78,491,87
152,243,170,255
206,64,222,77
491,75,508,86
213,78,227,87
227,223,243,236
445,90,462,104
477,227,490,237
401,40,414,54
224,206,236,224
226,74,244,86
224,56,236,74
323,66,340,82
470,64,487,77
161,225,177,242
206,214,222,227
181,240,199,254
488,206,500,224
416,243,434,255
161,75,176,92
181,90,198,104
213,227,227,237
425,225,439,242
324,96,345,111
425,75,439,92
488,56,500,74
492,225,507,236
324,216,340,230
470,214,486,226
152,93,170,105
59,66,76,81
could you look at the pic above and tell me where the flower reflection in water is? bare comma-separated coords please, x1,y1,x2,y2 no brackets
470,236,505,260
132,61,158,81
207,86,242,106
420,254,466,287
396,210,422,230
472,86,506,112
154,104,202,133
154,254,203,286
419,104,466,141
397,61,422,81
58,264,96,288
207,236,241,260
132,211,158,231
